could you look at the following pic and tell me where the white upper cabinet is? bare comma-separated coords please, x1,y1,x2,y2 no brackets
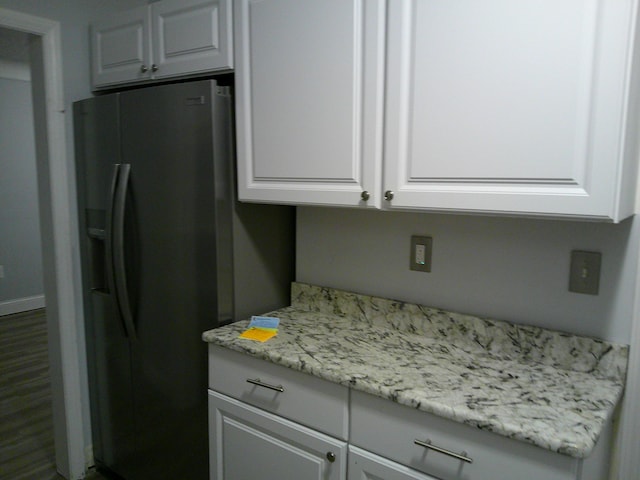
235,0,386,208
382,0,639,221
91,0,232,89
90,6,151,87
151,0,232,79
236,0,640,221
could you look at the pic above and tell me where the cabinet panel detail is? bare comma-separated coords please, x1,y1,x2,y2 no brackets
248,0,360,181
98,24,145,68
209,390,347,480
348,446,438,480
153,0,232,77
91,6,151,86
158,7,218,56
400,0,596,183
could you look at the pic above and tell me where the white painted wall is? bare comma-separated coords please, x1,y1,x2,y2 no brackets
0,0,147,103
297,207,638,344
0,75,45,312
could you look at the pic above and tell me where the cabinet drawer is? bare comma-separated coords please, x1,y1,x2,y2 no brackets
208,344,348,439
350,390,580,480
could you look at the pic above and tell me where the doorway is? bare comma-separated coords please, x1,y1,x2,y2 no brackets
0,27,44,317
0,8,85,480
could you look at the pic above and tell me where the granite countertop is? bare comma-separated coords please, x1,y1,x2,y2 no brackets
202,282,629,459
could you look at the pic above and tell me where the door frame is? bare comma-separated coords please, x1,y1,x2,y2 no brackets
0,8,85,479
617,254,640,478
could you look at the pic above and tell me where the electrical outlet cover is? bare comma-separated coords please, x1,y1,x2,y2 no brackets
569,250,601,295
410,236,432,272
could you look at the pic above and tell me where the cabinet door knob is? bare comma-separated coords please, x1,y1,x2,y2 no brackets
384,190,394,201
361,191,370,201
151,64,159,72
140,64,149,73
326,451,336,463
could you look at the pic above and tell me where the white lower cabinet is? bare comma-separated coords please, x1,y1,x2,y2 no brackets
349,446,437,480
208,390,347,480
350,390,611,480
207,345,349,480
208,346,612,480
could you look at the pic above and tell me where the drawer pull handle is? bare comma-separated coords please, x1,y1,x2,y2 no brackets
414,439,473,464
246,378,285,393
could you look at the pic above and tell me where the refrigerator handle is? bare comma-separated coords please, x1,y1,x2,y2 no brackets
106,163,137,340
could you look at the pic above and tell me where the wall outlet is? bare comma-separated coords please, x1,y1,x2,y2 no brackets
569,250,601,295
410,236,432,272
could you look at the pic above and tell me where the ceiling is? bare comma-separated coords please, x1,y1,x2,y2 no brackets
0,27,31,62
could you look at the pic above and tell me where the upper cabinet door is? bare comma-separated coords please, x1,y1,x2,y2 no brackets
91,6,151,87
383,0,639,221
151,0,233,79
235,0,386,208
91,0,232,89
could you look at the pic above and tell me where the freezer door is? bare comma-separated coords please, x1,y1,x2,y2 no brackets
118,80,230,479
73,96,137,475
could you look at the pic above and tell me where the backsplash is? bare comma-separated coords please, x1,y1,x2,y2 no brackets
296,207,639,344
290,282,629,382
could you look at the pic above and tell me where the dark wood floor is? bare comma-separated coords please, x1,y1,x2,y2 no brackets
0,309,113,480
0,308,57,479
54,469,112,480
54,468,115,480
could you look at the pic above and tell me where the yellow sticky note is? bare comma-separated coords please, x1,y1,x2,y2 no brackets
239,327,277,342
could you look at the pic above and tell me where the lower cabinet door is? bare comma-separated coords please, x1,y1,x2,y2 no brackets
208,390,347,480
349,446,438,480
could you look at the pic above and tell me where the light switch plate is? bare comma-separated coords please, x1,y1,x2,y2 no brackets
569,250,601,295
410,236,432,272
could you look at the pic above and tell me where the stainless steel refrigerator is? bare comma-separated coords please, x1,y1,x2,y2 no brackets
73,79,294,479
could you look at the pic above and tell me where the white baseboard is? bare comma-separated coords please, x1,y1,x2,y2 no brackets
0,58,31,81
0,295,46,316
84,444,94,469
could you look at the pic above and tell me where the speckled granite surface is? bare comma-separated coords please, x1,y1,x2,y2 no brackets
203,283,629,459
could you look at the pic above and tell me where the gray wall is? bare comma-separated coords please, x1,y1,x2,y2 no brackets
0,0,148,107
0,3,149,302
297,207,639,345
0,75,44,304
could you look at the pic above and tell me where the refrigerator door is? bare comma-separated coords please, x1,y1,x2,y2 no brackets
73,96,137,475
118,80,229,478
